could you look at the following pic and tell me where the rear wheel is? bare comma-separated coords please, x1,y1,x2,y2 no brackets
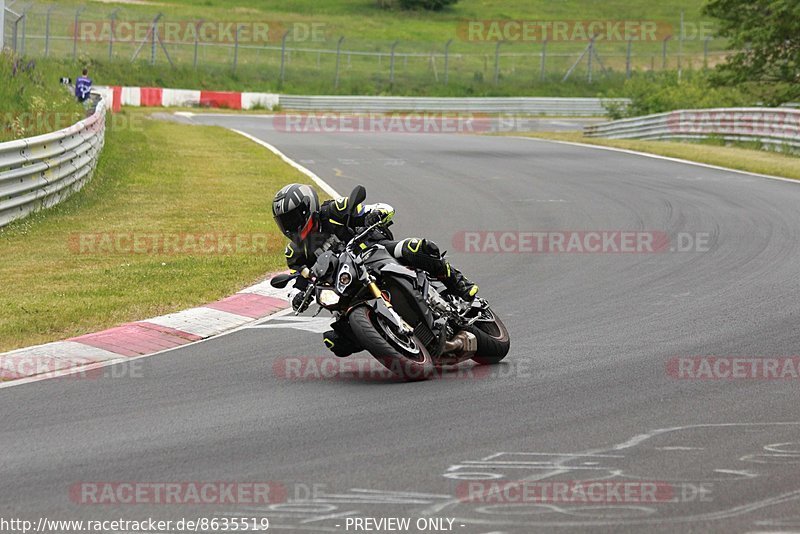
349,305,434,381
467,307,510,365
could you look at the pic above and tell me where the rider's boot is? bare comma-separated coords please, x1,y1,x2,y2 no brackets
396,238,479,301
440,261,479,302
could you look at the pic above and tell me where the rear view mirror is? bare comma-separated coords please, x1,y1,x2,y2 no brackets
348,185,367,216
270,273,295,288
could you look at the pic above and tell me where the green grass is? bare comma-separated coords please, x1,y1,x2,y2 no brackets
0,111,320,352
0,52,84,141
514,132,800,180
13,0,727,97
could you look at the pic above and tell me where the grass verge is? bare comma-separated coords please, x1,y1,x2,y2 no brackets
513,132,800,180
0,110,318,352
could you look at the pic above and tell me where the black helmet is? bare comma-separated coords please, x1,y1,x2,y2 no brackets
272,183,320,241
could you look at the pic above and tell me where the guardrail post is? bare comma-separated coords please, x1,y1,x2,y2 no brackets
389,40,398,85
444,38,452,85
539,39,547,82
279,30,290,85
493,40,503,85
625,39,632,78
334,36,344,89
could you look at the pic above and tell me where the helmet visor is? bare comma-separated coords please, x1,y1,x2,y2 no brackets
273,205,309,238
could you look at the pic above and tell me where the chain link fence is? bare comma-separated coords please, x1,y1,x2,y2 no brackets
7,2,731,92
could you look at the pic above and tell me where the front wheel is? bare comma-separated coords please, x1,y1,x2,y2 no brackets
349,305,434,381
467,307,511,365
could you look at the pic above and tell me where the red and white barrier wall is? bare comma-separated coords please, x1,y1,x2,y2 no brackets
94,86,279,112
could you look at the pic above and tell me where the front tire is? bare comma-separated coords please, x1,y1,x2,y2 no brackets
467,307,511,365
349,305,434,381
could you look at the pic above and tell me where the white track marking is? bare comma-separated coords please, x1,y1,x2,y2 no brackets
230,128,340,198
514,136,800,184
0,125,342,390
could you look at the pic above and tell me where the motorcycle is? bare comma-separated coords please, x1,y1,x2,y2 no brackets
270,185,510,380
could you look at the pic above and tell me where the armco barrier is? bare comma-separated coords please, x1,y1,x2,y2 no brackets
278,95,626,116
93,87,625,116
584,108,800,152
0,100,106,228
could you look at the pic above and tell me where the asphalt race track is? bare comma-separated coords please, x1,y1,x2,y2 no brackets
3,114,800,533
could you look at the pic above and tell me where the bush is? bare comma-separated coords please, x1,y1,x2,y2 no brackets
379,0,459,10
0,51,83,141
603,71,754,119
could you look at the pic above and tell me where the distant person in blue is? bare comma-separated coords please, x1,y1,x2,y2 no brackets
75,68,92,103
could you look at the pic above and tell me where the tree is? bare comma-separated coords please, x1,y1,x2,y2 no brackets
703,0,800,104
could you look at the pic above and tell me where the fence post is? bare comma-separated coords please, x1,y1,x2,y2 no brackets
45,5,54,57
703,38,710,69
334,35,344,89
149,14,162,65
233,23,241,72
19,8,26,56
539,39,547,82
661,35,671,70
73,7,86,59
389,40,398,85
493,40,503,85
444,38,452,85
587,37,595,82
279,30,290,85
11,14,19,52
193,21,200,68
109,9,119,61
0,0,4,51
625,39,632,78
677,10,684,81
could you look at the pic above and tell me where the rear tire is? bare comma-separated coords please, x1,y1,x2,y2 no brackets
349,305,434,381
467,308,510,365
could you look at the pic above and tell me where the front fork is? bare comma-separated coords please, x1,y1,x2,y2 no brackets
364,277,414,335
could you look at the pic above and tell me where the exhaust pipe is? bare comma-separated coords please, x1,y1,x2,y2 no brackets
442,330,478,359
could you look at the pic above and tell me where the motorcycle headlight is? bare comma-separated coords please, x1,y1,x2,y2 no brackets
318,289,340,307
338,272,352,287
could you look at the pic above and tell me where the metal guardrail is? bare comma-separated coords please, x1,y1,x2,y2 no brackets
278,95,629,116
585,108,800,152
0,99,107,228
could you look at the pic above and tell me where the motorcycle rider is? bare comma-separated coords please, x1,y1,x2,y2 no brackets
272,183,479,357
